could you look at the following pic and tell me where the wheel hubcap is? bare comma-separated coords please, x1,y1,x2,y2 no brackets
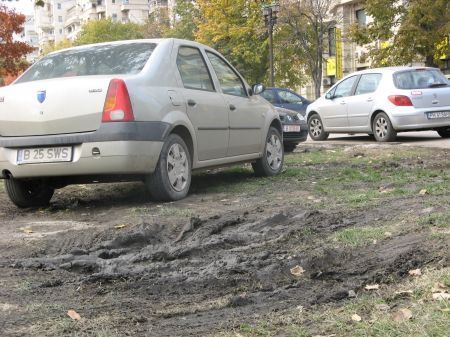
266,134,282,171
310,118,323,137
375,117,388,139
166,143,189,192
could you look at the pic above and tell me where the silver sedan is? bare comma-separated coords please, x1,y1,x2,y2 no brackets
0,39,284,207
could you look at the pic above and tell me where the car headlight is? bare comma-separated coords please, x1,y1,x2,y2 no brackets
297,113,306,122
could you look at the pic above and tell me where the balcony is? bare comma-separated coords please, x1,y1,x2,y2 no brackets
96,5,106,13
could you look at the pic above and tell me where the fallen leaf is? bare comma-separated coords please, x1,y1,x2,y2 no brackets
20,227,33,234
394,290,413,296
375,304,390,311
440,308,450,312
392,308,412,322
290,265,305,277
351,313,362,322
408,269,422,277
432,292,450,301
384,231,392,237
67,309,81,320
432,282,448,293
365,284,380,290
114,224,128,229
419,189,428,195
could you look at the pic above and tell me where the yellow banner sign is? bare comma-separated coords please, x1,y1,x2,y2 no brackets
336,28,343,79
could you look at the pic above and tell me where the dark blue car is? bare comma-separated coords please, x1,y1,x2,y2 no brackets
259,87,310,116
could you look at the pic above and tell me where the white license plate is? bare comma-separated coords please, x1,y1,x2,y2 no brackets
427,111,450,119
17,146,73,164
283,125,301,132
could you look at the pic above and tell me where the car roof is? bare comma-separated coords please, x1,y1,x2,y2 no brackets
46,38,210,56
349,66,439,76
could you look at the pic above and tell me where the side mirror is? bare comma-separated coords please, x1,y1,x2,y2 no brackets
325,92,333,99
252,83,265,95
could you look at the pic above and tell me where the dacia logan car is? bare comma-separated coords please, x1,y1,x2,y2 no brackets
0,39,284,207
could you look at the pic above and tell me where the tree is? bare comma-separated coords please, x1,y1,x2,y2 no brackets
195,0,268,85
350,0,450,67
165,0,200,40
0,5,34,77
75,18,144,46
41,39,73,56
278,0,336,99
142,7,171,38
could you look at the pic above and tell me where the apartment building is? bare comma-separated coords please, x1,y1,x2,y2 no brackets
34,0,151,51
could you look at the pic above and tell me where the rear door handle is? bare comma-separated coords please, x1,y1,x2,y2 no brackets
340,101,346,105
187,99,196,107
367,97,374,102
229,104,236,111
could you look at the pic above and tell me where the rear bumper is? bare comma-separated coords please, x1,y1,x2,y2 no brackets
389,107,450,131
0,141,163,178
0,122,168,179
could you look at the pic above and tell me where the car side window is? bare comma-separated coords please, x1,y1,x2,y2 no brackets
355,73,382,95
278,90,303,104
176,46,214,92
333,76,358,98
260,89,277,103
206,51,247,97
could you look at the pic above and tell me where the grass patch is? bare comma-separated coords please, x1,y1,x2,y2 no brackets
334,226,388,247
419,212,450,229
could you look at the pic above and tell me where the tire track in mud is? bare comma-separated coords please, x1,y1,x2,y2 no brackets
4,197,448,336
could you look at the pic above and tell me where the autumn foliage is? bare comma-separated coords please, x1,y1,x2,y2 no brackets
0,5,34,77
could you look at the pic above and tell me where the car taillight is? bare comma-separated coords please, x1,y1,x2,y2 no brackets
388,95,413,106
102,79,134,122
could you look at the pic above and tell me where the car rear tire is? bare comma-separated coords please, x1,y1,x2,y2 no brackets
252,126,284,177
436,127,450,138
372,112,397,142
146,133,191,201
308,114,329,141
5,178,54,208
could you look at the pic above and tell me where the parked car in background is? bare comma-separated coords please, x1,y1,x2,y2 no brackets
259,87,310,116
0,39,284,208
306,66,450,142
273,106,307,152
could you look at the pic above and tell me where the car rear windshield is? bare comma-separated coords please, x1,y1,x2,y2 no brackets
393,69,449,89
16,42,156,84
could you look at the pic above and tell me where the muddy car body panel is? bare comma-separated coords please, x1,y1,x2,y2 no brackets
0,39,283,207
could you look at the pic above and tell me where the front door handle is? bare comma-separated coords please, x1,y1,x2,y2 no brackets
367,97,374,102
229,104,236,111
340,101,346,105
187,99,196,107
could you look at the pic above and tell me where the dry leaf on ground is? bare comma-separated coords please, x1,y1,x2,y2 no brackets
365,284,380,290
351,314,362,322
114,224,128,229
290,265,305,277
432,282,448,293
20,227,33,234
67,309,81,320
408,269,422,276
392,308,412,322
419,189,428,195
432,292,450,300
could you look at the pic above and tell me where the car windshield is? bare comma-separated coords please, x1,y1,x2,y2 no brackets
16,42,156,84
393,69,449,89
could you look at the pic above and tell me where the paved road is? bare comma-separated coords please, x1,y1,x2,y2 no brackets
305,131,450,149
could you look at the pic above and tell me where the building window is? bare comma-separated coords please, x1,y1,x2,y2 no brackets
97,0,102,5
112,0,115,3
356,9,367,26
328,28,336,56
58,16,63,22
112,13,117,21
57,3,61,9
59,29,62,34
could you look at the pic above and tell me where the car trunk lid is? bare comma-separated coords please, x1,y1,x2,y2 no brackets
409,87,450,109
0,76,112,137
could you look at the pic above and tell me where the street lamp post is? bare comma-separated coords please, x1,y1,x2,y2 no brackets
263,2,280,87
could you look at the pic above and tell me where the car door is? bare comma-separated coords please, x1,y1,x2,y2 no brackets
175,46,229,161
277,89,308,115
346,73,382,129
319,75,358,129
206,51,263,156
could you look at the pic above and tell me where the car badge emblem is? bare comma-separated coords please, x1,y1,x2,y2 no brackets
0,96,4,103
37,90,46,103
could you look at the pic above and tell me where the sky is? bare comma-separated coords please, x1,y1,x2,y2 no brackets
1,0,34,15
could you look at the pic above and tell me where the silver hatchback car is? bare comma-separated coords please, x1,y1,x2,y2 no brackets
0,39,284,207
306,66,450,142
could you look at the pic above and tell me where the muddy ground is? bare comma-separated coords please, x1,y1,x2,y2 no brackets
0,143,448,337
